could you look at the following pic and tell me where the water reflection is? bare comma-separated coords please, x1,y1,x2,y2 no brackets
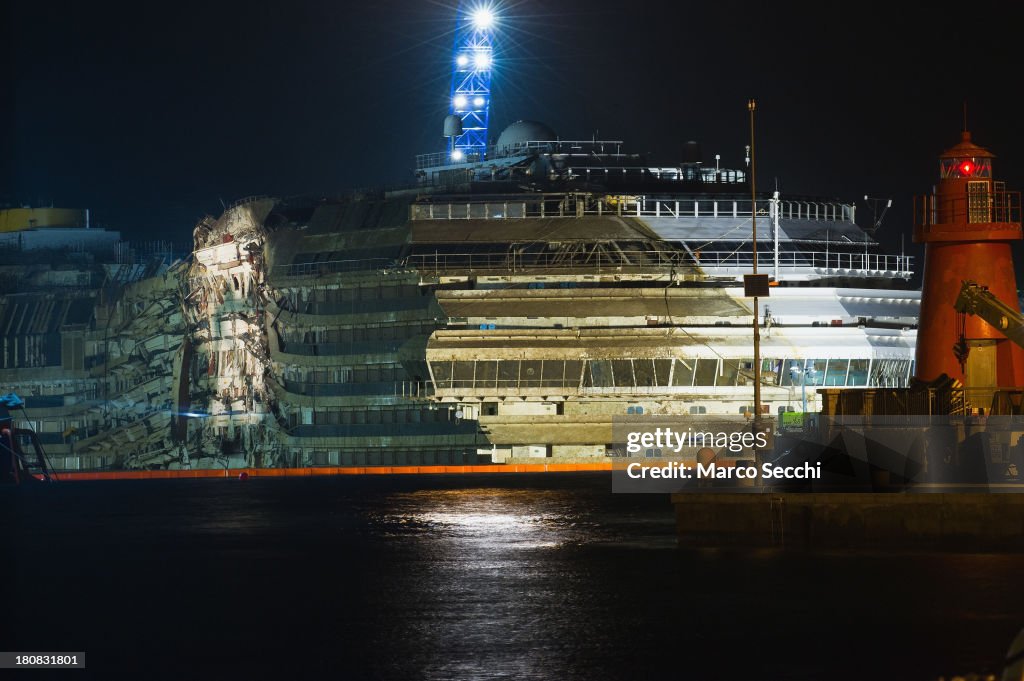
374,488,598,550
368,488,620,680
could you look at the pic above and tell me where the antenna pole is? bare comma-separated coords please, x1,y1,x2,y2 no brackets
749,99,762,440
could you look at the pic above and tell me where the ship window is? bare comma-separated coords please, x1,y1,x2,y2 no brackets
521,361,542,387
432,361,453,389
825,359,849,386
720,358,737,385
611,360,635,388
694,359,718,386
564,361,583,388
761,359,781,386
541,360,566,387
689,406,707,415
452,361,475,388
653,359,672,386
498,361,520,388
476,361,498,388
719,360,741,387
847,359,869,386
806,359,827,386
780,360,800,386
589,360,614,387
870,359,910,387
672,359,695,386
633,360,657,387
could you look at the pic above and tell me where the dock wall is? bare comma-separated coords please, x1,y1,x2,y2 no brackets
672,492,1024,551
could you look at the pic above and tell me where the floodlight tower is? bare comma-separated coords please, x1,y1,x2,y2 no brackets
448,3,496,163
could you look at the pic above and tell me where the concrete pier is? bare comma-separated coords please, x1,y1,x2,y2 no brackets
672,491,1024,551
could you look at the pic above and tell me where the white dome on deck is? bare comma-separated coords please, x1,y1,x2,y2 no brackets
495,120,557,152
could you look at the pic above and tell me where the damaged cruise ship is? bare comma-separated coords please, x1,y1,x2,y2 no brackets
0,5,918,470
0,123,917,470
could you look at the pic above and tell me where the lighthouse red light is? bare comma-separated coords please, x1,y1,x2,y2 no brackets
959,160,975,176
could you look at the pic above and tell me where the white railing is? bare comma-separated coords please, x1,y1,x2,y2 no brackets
411,194,855,223
403,249,913,277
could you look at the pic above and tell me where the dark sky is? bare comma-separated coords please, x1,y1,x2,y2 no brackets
6,0,1023,263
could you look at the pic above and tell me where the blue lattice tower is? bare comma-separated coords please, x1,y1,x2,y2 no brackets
448,3,495,163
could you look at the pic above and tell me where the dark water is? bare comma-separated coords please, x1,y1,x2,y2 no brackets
4,473,1024,680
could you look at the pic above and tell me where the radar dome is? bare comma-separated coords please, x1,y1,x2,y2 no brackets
443,114,463,138
495,120,557,151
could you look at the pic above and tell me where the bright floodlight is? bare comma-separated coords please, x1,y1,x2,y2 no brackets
474,52,491,70
453,95,468,109
451,149,465,162
473,96,485,108
471,7,495,29
456,54,469,67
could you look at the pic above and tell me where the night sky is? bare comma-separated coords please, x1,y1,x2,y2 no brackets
6,0,1023,264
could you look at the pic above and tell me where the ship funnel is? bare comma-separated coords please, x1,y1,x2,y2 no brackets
682,140,702,165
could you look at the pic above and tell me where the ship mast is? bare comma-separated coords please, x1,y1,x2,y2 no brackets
746,99,768,457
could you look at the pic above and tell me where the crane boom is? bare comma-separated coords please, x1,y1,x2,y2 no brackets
955,280,1024,348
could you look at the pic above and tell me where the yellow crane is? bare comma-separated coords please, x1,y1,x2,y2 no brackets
954,280,1024,414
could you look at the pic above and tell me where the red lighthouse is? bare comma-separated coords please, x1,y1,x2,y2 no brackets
913,131,1024,391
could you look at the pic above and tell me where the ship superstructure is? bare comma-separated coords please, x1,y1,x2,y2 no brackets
402,117,917,461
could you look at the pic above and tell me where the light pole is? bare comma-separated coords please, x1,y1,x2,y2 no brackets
747,99,767,464
799,364,818,428
789,365,806,416
789,363,817,429
800,366,808,416
749,99,761,423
